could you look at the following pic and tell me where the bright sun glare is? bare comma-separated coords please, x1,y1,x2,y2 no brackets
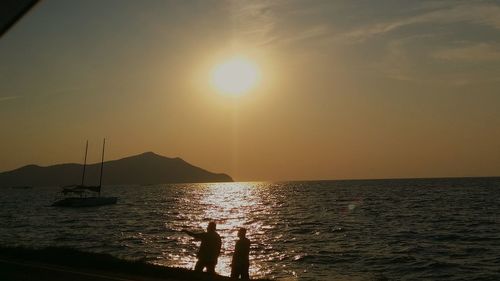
211,56,260,96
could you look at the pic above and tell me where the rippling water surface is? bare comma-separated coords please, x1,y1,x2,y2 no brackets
1,178,500,280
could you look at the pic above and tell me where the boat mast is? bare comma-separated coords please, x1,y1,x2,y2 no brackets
98,138,106,195
81,140,88,186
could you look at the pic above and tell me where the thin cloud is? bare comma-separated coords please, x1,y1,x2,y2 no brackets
229,1,500,51
343,3,500,42
229,1,277,47
277,25,331,47
433,43,500,62
228,1,333,49
0,96,21,102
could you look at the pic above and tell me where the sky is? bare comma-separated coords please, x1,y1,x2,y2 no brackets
1,0,499,181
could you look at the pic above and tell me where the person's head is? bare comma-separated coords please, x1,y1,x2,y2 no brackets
207,221,216,232
238,227,246,239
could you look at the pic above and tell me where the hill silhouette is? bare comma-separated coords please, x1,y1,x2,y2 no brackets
0,152,232,187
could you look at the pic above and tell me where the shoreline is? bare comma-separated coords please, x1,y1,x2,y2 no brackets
0,246,270,281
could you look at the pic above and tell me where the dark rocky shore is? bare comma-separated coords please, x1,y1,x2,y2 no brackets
0,246,269,281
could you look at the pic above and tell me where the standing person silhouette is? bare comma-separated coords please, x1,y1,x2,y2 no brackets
231,228,250,279
183,221,222,274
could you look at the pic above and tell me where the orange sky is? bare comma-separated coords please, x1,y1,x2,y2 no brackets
1,1,499,181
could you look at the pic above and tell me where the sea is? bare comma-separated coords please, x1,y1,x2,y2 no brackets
1,178,499,281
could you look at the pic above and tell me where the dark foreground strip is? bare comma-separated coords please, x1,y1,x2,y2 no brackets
0,247,270,281
0,258,164,281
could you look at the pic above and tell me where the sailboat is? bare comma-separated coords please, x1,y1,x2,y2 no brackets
52,139,118,207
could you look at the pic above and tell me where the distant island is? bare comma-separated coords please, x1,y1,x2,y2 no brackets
0,152,232,187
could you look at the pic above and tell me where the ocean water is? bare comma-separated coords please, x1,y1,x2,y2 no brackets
1,178,499,280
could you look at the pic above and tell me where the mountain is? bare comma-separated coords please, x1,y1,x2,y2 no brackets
0,152,232,187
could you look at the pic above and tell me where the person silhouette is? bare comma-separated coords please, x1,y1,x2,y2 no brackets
183,221,222,274
231,228,250,279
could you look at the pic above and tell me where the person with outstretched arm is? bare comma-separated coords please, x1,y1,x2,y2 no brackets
183,221,222,274
231,228,251,279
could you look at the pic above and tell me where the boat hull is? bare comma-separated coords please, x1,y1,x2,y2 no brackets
52,196,118,207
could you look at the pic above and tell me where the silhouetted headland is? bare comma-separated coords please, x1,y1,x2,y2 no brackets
0,152,232,187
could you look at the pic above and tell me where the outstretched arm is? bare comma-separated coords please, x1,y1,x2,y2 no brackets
182,230,202,240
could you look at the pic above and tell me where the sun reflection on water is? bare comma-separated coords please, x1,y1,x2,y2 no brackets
166,182,270,277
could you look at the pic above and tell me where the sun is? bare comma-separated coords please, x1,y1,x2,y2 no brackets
211,56,260,96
